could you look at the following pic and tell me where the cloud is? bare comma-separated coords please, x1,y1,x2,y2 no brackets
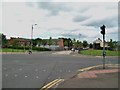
73,15,89,22
82,16,117,28
61,33,86,39
79,3,118,28
2,2,118,43
37,2,71,15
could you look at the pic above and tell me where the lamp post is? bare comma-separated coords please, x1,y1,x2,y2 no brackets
79,33,81,48
30,24,37,53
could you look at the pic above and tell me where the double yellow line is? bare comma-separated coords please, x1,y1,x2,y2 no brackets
40,79,64,90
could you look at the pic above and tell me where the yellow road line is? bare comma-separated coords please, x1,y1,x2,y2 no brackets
78,65,102,72
78,64,119,72
40,79,64,90
40,79,59,90
45,79,64,90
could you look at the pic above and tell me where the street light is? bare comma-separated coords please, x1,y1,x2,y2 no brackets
30,24,37,53
79,33,81,41
79,33,81,48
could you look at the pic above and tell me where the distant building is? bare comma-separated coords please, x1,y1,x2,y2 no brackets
59,38,64,48
8,37,31,47
41,38,64,51
7,37,65,50
93,38,109,50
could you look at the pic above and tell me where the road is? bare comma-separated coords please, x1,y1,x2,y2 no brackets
2,51,118,88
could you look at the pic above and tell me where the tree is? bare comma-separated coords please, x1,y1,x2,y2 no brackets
48,37,52,46
74,40,79,48
109,39,118,50
33,38,42,47
0,33,7,48
63,38,73,49
64,41,68,46
89,43,93,48
73,38,76,44
42,39,47,47
83,40,88,48
109,39,114,50
68,38,73,48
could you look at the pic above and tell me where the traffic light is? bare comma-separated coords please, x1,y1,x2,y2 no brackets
100,25,106,35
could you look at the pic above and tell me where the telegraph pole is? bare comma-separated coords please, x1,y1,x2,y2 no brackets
100,24,106,69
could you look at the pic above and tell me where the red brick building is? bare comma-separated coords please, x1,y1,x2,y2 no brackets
8,37,31,47
59,38,64,48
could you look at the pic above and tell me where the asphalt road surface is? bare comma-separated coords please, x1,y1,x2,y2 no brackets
2,51,118,88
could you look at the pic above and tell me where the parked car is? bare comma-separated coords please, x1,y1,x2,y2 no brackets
71,48,75,51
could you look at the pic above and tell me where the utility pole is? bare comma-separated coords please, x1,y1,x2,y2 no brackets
100,24,106,69
79,33,81,48
79,33,81,41
29,24,37,54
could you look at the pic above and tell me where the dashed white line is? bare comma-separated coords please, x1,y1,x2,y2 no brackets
5,74,8,77
25,75,28,78
36,76,39,78
60,70,62,72
68,70,71,72
14,74,18,77
19,68,22,71
43,69,46,72
48,77,50,79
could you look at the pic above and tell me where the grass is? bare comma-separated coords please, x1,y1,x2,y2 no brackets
79,50,119,56
0,48,27,52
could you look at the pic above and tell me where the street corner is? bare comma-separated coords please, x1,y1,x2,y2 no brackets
78,64,119,72
76,64,119,79
55,64,119,88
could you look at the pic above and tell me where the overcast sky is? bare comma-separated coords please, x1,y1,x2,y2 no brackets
1,1,118,43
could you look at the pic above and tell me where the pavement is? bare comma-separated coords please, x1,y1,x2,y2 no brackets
52,51,72,55
51,64,119,89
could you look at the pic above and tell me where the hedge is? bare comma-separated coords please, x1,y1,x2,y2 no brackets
7,46,51,51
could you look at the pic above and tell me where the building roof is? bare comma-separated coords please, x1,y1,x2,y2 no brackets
93,38,102,43
9,37,31,42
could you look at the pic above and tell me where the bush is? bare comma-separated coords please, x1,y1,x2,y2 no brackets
32,47,51,51
7,46,51,51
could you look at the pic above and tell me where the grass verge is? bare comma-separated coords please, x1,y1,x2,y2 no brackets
0,48,27,52
79,50,119,56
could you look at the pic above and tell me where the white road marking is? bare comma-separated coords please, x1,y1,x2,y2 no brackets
25,75,28,78
14,74,18,77
43,69,46,72
36,76,39,78
60,70,62,72
5,74,8,77
19,68,22,71
68,70,71,72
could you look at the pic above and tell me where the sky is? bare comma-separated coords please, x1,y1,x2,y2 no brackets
1,1,118,43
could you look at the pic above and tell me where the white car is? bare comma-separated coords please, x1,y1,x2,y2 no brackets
71,48,75,51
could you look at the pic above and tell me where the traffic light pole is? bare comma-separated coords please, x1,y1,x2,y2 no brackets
100,24,106,69
103,34,105,69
